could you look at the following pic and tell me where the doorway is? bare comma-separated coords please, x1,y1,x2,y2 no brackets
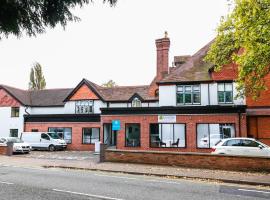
103,124,117,147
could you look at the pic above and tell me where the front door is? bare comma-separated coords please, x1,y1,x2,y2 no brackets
103,124,117,147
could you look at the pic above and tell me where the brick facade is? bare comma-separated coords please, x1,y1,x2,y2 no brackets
0,89,21,107
211,63,238,81
24,122,101,151
101,113,247,152
70,84,99,101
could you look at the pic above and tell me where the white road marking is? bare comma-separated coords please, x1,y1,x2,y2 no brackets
0,181,14,185
53,189,124,200
238,188,270,194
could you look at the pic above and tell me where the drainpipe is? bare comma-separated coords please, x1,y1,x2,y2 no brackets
238,112,241,137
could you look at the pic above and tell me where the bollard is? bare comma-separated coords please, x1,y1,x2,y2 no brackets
6,142,13,156
99,143,107,162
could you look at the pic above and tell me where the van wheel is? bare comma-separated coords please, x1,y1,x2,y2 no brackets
48,145,55,152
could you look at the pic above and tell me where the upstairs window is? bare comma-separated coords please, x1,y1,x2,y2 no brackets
11,107,20,117
75,100,93,114
218,83,233,104
176,85,200,105
10,129,18,137
132,98,142,107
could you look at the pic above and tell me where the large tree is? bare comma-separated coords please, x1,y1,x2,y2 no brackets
29,62,46,90
0,0,117,39
205,0,270,98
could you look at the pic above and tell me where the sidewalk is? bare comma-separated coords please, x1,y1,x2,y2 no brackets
0,154,270,187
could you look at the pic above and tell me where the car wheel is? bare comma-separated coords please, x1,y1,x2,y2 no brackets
48,145,55,152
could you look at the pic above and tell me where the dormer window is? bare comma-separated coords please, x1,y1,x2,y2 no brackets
75,100,94,114
177,85,200,105
132,98,142,107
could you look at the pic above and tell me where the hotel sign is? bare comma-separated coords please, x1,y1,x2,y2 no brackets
158,115,176,123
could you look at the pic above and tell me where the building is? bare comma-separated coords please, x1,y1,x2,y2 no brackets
0,34,269,152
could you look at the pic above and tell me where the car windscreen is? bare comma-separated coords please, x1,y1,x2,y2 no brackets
7,138,23,143
48,132,60,139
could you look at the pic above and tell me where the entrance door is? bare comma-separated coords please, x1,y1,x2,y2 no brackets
103,124,117,147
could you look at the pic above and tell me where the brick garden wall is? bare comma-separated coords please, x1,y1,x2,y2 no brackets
105,149,270,172
0,145,7,155
24,122,101,151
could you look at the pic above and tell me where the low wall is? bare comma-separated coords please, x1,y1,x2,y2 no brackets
0,145,7,155
105,149,270,172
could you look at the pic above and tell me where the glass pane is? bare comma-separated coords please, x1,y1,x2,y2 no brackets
226,139,242,146
83,128,91,144
225,83,233,91
209,124,221,147
176,93,184,104
174,124,185,147
225,91,233,103
193,93,200,104
126,124,140,147
197,124,209,148
242,140,260,147
220,124,235,138
177,86,183,92
193,85,200,91
161,124,173,147
218,92,225,103
184,93,192,103
185,86,191,92
91,128,100,143
218,84,224,91
150,124,160,147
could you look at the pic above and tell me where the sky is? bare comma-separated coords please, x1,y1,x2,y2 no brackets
0,0,230,89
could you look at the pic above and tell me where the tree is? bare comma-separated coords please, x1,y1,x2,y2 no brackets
29,62,46,90
0,0,117,39
205,0,270,98
102,80,117,88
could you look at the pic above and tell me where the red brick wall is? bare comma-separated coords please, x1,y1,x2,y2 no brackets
105,149,270,172
0,145,7,155
211,63,238,81
0,89,21,107
24,122,101,151
101,114,247,153
70,84,99,101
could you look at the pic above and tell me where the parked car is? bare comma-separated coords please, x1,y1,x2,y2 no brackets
211,137,270,157
21,132,67,151
0,137,31,154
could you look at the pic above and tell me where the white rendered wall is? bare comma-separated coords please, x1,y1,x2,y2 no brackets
0,106,25,137
159,85,177,106
201,84,209,106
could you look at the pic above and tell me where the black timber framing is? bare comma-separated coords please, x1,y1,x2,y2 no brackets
24,114,100,122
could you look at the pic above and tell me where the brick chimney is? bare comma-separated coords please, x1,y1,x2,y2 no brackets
155,32,170,80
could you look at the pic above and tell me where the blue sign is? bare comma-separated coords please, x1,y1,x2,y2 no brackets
112,120,121,131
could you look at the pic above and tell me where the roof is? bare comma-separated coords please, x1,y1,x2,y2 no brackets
159,40,215,84
0,84,72,106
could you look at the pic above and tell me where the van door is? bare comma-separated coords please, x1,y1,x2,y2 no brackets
41,133,51,149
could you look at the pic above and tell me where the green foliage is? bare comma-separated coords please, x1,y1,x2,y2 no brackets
0,0,117,39
29,62,46,90
102,80,117,88
205,0,270,99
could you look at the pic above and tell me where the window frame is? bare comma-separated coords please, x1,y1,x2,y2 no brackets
125,123,141,147
196,123,236,149
217,82,233,104
75,100,94,114
9,129,18,137
176,85,201,105
11,107,20,117
48,127,72,144
82,127,100,144
131,98,142,107
149,123,186,148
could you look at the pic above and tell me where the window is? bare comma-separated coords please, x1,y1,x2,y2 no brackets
125,124,140,147
132,98,141,107
197,124,235,148
176,85,200,105
150,124,186,148
48,127,72,144
82,128,100,144
10,129,18,137
224,139,242,146
75,100,93,114
11,107,19,117
31,129,38,132
218,83,233,104
41,133,50,140
241,140,260,147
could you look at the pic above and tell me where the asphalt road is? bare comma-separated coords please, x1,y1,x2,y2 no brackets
0,165,269,200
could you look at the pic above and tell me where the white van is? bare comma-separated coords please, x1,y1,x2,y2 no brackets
21,132,67,151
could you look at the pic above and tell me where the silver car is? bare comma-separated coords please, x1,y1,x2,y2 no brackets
0,137,31,153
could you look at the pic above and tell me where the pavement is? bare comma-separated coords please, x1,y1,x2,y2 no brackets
0,151,270,187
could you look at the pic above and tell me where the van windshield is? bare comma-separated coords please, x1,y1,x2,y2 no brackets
48,132,60,139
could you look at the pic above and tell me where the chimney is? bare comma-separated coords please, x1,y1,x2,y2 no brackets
155,31,170,80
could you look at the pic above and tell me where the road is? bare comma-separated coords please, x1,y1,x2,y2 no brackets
0,165,269,200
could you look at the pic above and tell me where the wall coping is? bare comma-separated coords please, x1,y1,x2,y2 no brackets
105,149,270,159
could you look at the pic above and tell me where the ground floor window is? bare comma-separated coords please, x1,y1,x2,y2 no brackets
10,129,18,137
82,128,100,144
197,123,235,148
150,124,186,148
125,124,140,147
48,127,72,144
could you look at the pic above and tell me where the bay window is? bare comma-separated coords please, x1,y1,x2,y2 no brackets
177,85,200,105
218,83,233,104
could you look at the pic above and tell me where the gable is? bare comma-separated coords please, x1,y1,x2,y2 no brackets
70,84,99,100
0,89,21,107
211,63,238,81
